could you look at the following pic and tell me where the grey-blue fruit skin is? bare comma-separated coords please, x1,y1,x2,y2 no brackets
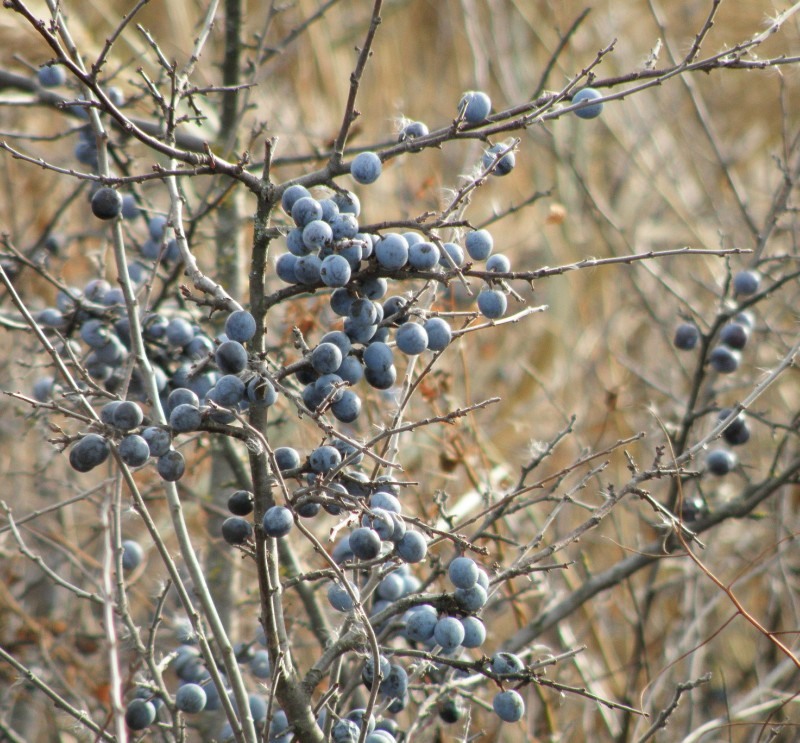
674,322,700,350
170,403,202,433
434,616,465,651
465,229,494,260
733,269,760,295
400,120,429,140
396,529,427,562
328,580,358,612
91,187,123,220
482,143,515,175
320,254,352,287
275,253,298,283
312,342,344,374
460,616,486,648
142,427,171,457
157,450,185,481
113,400,143,431
221,516,252,545
477,289,507,319
249,649,271,679
121,540,144,571
459,90,492,124
454,584,488,611
332,214,360,241
349,527,381,559
493,689,525,722
375,233,409,270
331,389,361,422
408,241,440,270
424,317,452,350
215,340,248,374
720,322,749,350
37,65,66,87
404,607,437,642
281,184,311,213
227,489,254,516
573,87,604,119
364,364,397,390
491,651,524,675
212,375,246,406
291,196,323,227
175,683,207,713
448,556,479,588
303,219,333,250
332,190,361,216
294,254,322,284
364,341,394,371
224,310,256,343
706,448,736,476
125,699,156,730
119,435,151,466
262,506,293,537
709,345,740,373
379,664,408,699
396,323,428,355
351,151,382,184
274,447,300,471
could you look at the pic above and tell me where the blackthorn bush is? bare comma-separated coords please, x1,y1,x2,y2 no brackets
2,2,800,742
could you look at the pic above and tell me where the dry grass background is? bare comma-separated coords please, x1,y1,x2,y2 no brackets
0,1,799,741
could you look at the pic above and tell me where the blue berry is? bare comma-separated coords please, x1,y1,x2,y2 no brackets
331,389,362,423
674,322,700,351
720,322,749,350
332,214,361,241
37,65,66,87
573,87,604,119
379,664,408,699
311,342,344,374
448,556,479,589
477,289,507,319
157,450,185,481
459,90,491,124
327,580,359,612
125,699,156,730
733,269,760,295
274,447,301,471
215,340,248,374
439,242,465,268
718,409,751,446
404,606,438,642
709,345,740,373
309,445,342,473
175,683,207,713
166,317,195,348
350,151,382,184
434,616,465,652
423,317,452,350
91,188,122,220
247,376,277,407
121,539,144,571
492,689,525,722
227,489,254,516
454,584,488,612
169,403,202,433
262,506,293,538
482,143,515,175
395,323,428,355
119,434,150,467
349,527,382,560
332,190,361,216
249,649,271,679
291,196,323,227
465,229,493,260
408,241,440,270
395,529,427,563
113,400,143,431
706,448,736,476
212,375,246,406
460,616,486,648
303,219,333,250
320,254,352,287
294,254,322,284
375,233,409,270
221,516,252,545
364,364,397,390
486,253,511,273
399,120,429,140
142,427,171,457
281,184,312,214
491,651,524,675
224,310,256,343
377,572,406,601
